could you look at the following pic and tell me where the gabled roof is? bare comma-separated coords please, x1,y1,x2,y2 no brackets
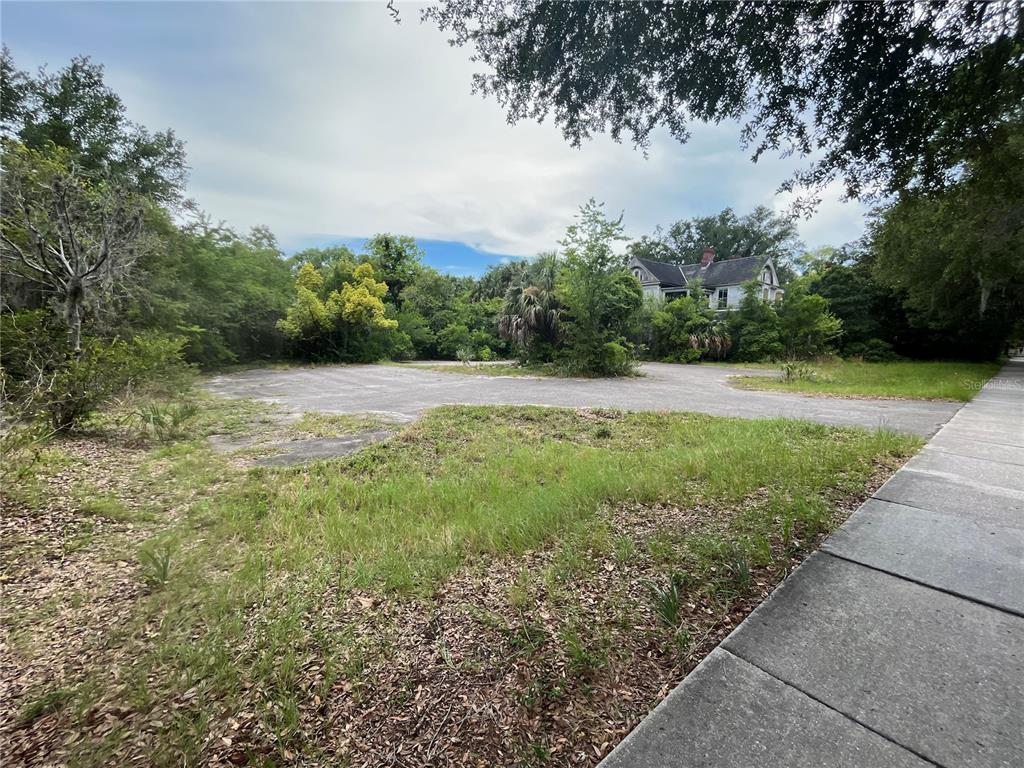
674,255,766,288
634,257,687,287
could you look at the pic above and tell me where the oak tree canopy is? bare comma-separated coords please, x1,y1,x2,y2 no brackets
424,1,1023,201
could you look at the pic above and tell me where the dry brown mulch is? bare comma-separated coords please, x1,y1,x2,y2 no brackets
0,439,162,766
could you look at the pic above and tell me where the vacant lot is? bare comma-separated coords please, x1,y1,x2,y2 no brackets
207,362,960,436
1,399,919,767
733,359,1001,401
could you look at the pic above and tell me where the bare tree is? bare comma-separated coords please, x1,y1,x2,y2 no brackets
1,142,144,351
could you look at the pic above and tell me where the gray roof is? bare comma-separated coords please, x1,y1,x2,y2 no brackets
635,257,687,286
639,255,765,288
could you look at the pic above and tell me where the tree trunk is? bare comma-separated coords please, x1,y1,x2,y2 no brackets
977,273,991,317
67,296,83,353
65,277,85,353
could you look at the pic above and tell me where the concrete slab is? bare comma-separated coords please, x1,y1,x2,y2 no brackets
934,425,1024,449
722,554,1024,768
873,469,1024,528
252,431,392,467
927,434,1024,465
601,648,931,768
822,498,1024,614
947,411,1024,431
942,409,1024,432
971,390,1024,403
205,362,961,436
957,398,1024,412
904,448,1024,492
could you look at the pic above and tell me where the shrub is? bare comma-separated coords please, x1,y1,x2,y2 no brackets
781,361,819,382
134,400,199,443
44,334,190,432
663,347,702,364
728,284,784,362
845,338,899,362
437,323,472,359
777,281,843,359
2,328,191,432
0,311,66,392
734,319,784,362
0,421,54,485
138,542,173,589
600,341,635,376
647,290,731,362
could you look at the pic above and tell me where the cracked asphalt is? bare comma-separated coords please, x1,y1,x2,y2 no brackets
205,362,960,437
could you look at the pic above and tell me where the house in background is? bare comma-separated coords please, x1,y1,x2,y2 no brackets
628,247,784,310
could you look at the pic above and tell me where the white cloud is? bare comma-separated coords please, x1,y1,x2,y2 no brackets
9,2,869,256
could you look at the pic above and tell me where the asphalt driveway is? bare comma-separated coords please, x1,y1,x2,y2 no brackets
205,362,960,437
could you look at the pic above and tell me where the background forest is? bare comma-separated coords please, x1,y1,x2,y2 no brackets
2,49,1022,431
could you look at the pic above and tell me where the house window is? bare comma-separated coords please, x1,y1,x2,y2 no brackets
633,268,643,279
717,288,728,309
763,287,770,300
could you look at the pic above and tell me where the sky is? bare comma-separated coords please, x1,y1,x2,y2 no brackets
1,1,869,276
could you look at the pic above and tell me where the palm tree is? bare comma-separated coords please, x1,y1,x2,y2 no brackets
497,253,561,356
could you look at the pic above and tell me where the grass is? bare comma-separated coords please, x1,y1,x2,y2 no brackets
402,361,560,377
232,407,909,589
293,411,398,436
732,359,1001,401
2,399,921,767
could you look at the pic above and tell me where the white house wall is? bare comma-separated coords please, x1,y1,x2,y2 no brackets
719,284,743,309
642,284,663,298
665,282,781,310
716,282,782,309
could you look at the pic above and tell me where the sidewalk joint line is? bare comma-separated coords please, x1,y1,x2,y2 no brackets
818,550,1024,620
876,468,1024,500
719,647,947,768
859,496,1024,535
924,444,1024,467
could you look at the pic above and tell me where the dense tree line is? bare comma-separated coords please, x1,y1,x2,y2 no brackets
422,0,1023,361
1,46,1019,432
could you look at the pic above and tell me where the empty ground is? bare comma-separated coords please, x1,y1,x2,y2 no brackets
206,362,961,437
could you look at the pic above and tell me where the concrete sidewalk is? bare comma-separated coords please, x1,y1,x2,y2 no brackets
602,360,1024,768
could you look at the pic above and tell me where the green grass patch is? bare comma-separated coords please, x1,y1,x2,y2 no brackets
8,400,921,766
293,411,397,437
18,686,76,724
141,403,921,598
189,394,279,436
732,359,1000,401
141,406,917,678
